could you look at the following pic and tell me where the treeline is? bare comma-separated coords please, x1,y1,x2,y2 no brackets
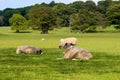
0,0,120,33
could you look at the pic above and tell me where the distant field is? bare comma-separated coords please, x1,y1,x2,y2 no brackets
0,27,120,80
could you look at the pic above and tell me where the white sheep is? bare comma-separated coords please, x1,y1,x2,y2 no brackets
63,43,92,60
16,45,42,54
59,37,77,49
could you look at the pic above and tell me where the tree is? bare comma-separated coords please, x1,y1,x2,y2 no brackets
95,12,108,29
0,16,4,26
70,9,97,33
49,1,56,7
97,0,112,14
69,1,85,10
85,1,96,11
106,4,120,29
2,8,20,26
53,3,76,27
28,5,56,34
9,14,28,33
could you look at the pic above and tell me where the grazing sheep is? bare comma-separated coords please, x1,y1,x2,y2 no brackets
16,46,42,54
59,37,77,49
63,43,92,60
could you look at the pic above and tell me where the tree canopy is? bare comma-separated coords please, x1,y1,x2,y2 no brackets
28,5,56,34
106,4,120,29
70,9,98,33
9,13,28,33
0,0,120,33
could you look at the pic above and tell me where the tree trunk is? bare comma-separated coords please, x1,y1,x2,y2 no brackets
16,30,19,33
41,30,48,34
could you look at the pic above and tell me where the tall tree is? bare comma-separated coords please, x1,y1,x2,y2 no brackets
95,12,108,29
70,9,97,33
97,0,112,14
53,3,76,27
28,5,56,34
69,1,85,10
85,1,96,11
9,14,28,33
0,16,4,26
49,1,56,7
106,4,120,29
2,8,20,26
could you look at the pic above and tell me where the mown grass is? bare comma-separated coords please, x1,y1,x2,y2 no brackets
0,27,120,80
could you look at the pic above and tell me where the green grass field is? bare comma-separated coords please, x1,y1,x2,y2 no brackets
0,27,120,80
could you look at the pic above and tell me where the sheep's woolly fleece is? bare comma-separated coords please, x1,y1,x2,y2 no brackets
59,37,77,47
16,45,42,54
63,46,92,60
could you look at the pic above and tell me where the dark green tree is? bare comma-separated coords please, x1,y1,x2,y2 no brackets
106,4,120,29
9,14,28,33
97,0,112,14
53,3,76,27
49,1,56,7
28,5,56,34
18,6,32,19
70,9,97,33
0,6,31,26
0,16,4,26
85,1,96,11
2,8,21,26
69,1,85,10
95,12,108,29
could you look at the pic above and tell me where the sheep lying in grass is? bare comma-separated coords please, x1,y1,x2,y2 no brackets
16,46,42,54
62,43,92,60
59,37,77,49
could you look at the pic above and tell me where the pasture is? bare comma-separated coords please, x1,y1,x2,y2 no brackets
0,27,120,80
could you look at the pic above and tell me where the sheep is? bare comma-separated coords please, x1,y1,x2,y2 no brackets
59,37,77,49
16,45,42,54
62,43,92,60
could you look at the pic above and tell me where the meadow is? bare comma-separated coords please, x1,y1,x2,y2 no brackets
0,27,120,80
